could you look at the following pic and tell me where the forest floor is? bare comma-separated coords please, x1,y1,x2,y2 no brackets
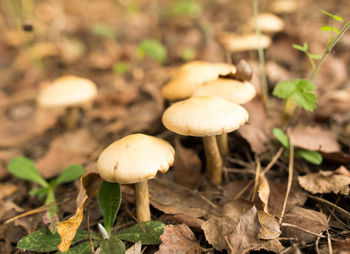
0,0,350,253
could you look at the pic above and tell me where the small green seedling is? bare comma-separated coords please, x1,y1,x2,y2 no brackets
273,128,323,165
17,180,165,254
8,156,84,232
170,0,201,18
321,10,343,46
113,62,130,75
136,39,167,64
292,42,321,69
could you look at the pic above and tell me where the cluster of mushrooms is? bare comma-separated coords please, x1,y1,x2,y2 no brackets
97,60,256,222
36,60,256,223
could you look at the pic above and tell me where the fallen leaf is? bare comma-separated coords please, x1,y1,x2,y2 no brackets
257,174,270,212
125,241,142,254
173,137,201,189
290,125,340,153
298,170,350,195
282,206,328,243
156,224,201,254
225,206,284,254
257,210,281,240
202,216,236,251
319,238,350,254
0,183,17,200
58,173,102,252
149,176,216,219
36,129,96,178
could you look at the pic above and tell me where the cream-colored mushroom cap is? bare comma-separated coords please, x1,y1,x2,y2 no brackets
193,79,256,105
97,134,175,184
220,33,271,52
37,75,97,108
271,0,297,14
162,96,248,137
161,61,236,101
248,13,285,33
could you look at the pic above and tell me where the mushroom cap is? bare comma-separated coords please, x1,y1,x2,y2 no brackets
193,79,256,104
271,0,297,14
97,134,175,184
162,96,248,137
219,33,271,52
248,13,285,33
161,61,236,101
37,75,98,108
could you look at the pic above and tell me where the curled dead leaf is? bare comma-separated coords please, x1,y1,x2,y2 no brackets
257,210,281,240
57,173,101,252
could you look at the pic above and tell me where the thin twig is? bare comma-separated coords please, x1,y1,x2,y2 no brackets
87,210,94,253
251,157,261,202
281,223,326,238
262,146,284,175
125,209,146,233
307,194,350,219
279,138,294,224
327,230,333,254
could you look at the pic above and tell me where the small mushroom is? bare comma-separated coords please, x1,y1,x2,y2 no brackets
97,134,175,222
161,61,236,101
162,96,248,185
219,33,271,53
37,75,97,129
193,79,256,156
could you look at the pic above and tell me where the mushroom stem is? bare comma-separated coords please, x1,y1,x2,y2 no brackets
135,180,151,222
63,107,81,129
202,136,223,185
217,134,229,157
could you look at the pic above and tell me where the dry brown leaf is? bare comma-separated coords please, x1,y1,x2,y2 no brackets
149,176,215,218
282,206,328,243
202,215,236,251
0,183,17,200
258,174,270,212
298,170,350,195
173,137,201,189
238,99,271,155
290,125,340,153
156,224,201,254
58,173,101,252
257,210,281,240
319,238,350,254
225,206,284,254
125,241,142,254
36,129,96,178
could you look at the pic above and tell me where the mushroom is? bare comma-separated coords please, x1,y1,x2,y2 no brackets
247,13,285,33
219,33,271,53
193,79,256,156
162,96,248,185
97,134,175,222
161,61,236,101
37,75,97,129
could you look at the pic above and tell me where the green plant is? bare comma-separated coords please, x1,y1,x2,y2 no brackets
113,62,130,74
136,39,167,64
17,180,165,253
89,23,116,40
8,157,84,232
273,128,323,165
273,11,350,118
170,0,201,18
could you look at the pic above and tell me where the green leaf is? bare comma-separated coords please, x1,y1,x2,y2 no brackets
98,181,121,236
171,0,201,18
272,81,296,98
321,10,343,22
116,221,165,245
56,241,99,254
136,39,167,64
321,26,340,34
90,23,116,40
17,228,90,252
56,165,84,185
296,149,323,165
308,53,322,60
100,237,125,254
293,91,318,111
113,62,130,74
272,128,289,149
8,157,48,187
294,79,317,92
292,43,307,52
